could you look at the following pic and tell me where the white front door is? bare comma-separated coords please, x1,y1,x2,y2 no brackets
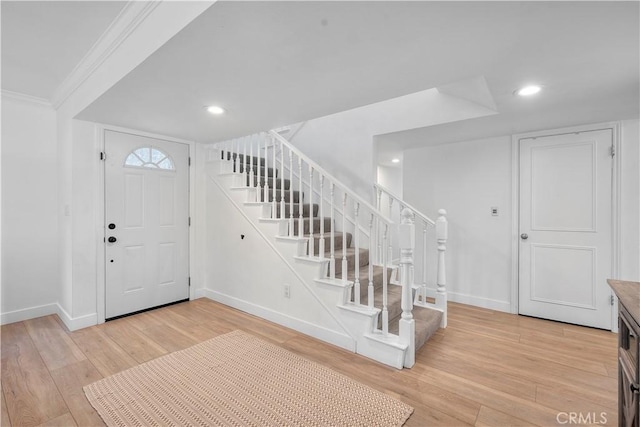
105,130,190,319
518,129,613,329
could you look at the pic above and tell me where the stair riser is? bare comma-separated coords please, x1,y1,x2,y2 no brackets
249,177,291,190
313,231,352,252
308,234,355,255
261,190,301,204
227,153,265,166
236,164,277,178
276,203,318,218
344,266,392,293
292,217,332,235
328,248,369,274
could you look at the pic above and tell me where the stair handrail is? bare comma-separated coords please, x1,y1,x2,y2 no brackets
373,183,435,226
270,130,393,226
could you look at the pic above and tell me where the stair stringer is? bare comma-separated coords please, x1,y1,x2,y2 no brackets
207,159,410,368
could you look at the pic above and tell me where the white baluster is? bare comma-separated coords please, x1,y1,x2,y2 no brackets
308,166,315,258
330,183,336,280
399,208,416,368
255,135,260,201
342,193,348,284
263,134,269,204
398,203,404,265
421,221,428,304
319,175,325,259
249,137,255,189
354,202,360,305
436,209,448,328
388,197,394,264
376,189,383,264
382,223,389,335
289,149,294,236
272,136,277,217
280,145,285,220
368,214,374,308
243,138,248,186
232,139,238,173
298,157,303,236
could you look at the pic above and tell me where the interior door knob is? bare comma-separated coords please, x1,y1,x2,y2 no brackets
108,236,117,243
520,233,528,240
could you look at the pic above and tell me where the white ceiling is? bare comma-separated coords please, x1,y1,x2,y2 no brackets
2,1,638,149
1,1,127,100
75,1,638,144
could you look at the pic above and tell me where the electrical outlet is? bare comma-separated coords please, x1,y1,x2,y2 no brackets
284,284,290,298
491,207,498,216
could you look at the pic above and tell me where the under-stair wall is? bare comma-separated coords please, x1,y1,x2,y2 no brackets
202,131,448,369
203,160,356,352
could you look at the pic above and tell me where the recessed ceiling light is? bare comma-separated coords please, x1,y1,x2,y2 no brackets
391,158,400,163
206,105,226,115
515,85,542,96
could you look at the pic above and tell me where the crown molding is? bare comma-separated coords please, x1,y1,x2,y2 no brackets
1,90,52,107
51,1,161,110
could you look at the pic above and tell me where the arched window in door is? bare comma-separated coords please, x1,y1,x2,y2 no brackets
124,146,175,170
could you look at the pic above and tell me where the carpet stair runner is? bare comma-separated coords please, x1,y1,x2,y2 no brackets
236,153,442,355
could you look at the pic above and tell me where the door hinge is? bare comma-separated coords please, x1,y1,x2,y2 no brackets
188,217,191,226
188,157,191,166
100,152,106,161
188,277,191,287
611,295,615,305
610,145,615,158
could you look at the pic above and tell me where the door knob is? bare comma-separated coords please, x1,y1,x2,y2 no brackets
108,236,117,243
108,223,116,230
520,233,528,240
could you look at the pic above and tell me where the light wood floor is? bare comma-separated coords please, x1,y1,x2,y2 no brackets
1,299,618,426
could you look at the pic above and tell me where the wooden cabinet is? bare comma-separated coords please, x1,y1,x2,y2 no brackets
609,280,640,427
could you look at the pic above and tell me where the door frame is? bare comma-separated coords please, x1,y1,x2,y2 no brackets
510,121,621,331
96,124,196,324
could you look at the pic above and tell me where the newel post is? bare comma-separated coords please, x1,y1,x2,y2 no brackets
399,208,416,368
436,209,448,328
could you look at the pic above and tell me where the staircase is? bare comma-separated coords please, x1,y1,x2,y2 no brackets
207,130,448,369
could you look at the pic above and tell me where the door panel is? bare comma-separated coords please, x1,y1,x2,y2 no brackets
105,130,189,319
519,129,612,329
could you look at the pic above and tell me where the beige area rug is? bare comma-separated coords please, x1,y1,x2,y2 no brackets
84,330,414,427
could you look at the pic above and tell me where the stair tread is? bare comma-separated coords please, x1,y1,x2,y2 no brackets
388,305,442,351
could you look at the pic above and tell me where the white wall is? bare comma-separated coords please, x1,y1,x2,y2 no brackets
404,136,513,311
71,120,100,321
1,96,59,322
289,89,497,203
620,119,640,281
377,164,402,198
401,119,640,313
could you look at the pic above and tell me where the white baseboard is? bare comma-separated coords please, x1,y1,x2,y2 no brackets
447,290,511,313
0,302,97,331
200,289,356,352
193,288,209,299
0,303,59,325
56,305,98,331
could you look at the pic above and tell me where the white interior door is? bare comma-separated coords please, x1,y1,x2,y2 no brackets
518,129,613,329
105,130,190,319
